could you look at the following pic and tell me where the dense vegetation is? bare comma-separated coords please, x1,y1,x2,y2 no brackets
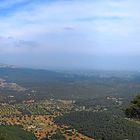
49,133,66,140
0,125,36,140
125,95,140,119
1,67,140,103
56,111,140,140
1,68,140,139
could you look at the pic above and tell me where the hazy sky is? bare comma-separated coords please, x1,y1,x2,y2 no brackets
0,0,140,70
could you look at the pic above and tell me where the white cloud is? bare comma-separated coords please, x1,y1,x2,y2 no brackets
0,0,132,38
0,0,140,69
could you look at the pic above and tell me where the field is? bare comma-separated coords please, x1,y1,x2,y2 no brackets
0,100,94,140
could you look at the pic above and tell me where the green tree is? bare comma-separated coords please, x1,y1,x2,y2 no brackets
125,95,140,119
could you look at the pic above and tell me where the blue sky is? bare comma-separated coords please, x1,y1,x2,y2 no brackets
0,0,140,70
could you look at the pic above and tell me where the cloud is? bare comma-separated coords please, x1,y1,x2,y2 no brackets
0,0,140,69
15,40,39,48
76,15,127,22
63,26,75,31
0,36,38,53
0,0,131,38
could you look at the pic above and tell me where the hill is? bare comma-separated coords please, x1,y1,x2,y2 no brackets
0,125,36,140
56,111,140,140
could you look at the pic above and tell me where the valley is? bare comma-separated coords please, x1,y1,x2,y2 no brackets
0,67,140,140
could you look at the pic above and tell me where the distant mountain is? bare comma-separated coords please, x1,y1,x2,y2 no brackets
0,67,85,85
0,63,16,68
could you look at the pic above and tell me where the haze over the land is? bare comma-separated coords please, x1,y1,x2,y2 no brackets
0,0,140,70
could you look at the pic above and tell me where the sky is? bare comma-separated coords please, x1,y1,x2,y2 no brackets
0,0,140,70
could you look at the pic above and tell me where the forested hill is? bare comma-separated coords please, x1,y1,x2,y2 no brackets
0,67,94,84
0,126,36,140
1,67,140,83
0,67,67,83
1,67,140,101
56,111,140,140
